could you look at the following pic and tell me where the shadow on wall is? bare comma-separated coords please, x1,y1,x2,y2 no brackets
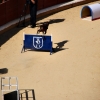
0,68,8,74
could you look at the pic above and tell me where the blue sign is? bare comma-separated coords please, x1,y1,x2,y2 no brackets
22,34,53,54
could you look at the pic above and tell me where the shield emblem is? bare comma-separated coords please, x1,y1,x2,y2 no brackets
33,37,43,49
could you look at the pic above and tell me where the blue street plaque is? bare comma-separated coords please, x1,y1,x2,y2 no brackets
22,34,53,54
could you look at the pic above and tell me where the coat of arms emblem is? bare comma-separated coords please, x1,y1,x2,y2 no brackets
33,37,43,49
